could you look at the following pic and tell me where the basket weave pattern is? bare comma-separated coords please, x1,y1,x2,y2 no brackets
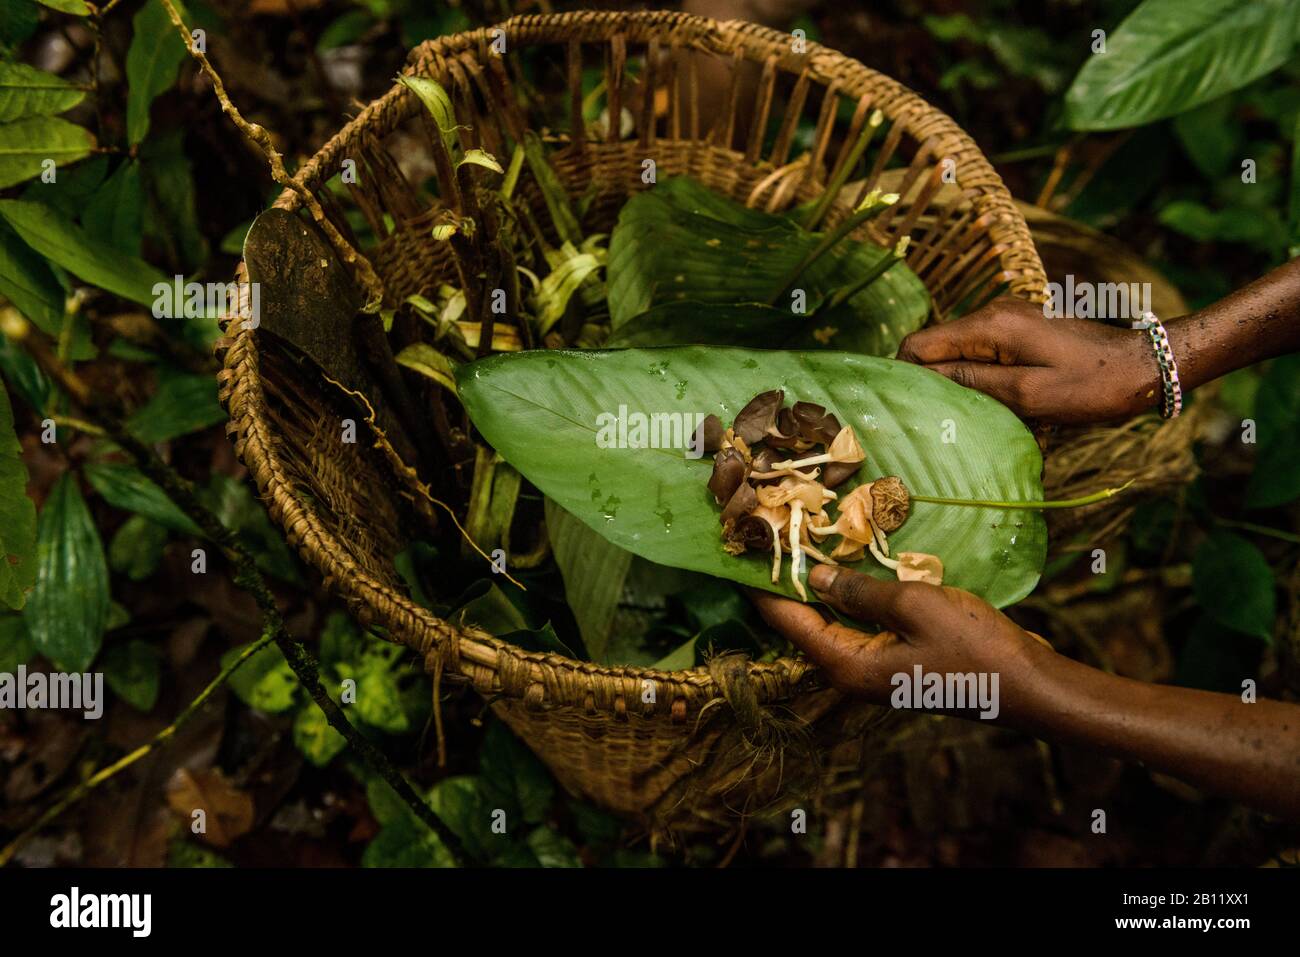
215,11,1047,825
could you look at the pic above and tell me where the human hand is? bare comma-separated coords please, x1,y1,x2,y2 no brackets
750,564,1051,711
896,297,1161,425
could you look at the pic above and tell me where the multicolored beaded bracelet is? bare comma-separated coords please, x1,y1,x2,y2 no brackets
1132,311,1182,419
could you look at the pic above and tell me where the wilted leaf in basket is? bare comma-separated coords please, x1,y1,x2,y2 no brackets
458,346,1047,609
605,177,928,356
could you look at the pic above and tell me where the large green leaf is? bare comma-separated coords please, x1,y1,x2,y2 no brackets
0,199,167,306
0,62,85,122
125,372,225,443
83,160,143,256
544,497,632,663
24,472,109,671
458,347,1047,609
125,0,189,145
83,461,203,536
1064,0,1300,130
0,115,95,189
1192,531,1275,643
1246,354,1300,508
606,177,928,356
0,384,37,609
0,218,65,335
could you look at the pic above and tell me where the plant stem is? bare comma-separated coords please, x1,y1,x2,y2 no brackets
0,634,273,868
827,236,909,308
766,193,897,305
911,481,1134,510
9,322,472,866
1215,517,1300,545
800,109,884,231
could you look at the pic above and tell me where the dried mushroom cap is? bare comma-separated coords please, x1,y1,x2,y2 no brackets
708,448,748,506
895,551,943,585
757,476,829,512
791,401,841,446
765,407,814,451
870,476,910,533
830,538,865,562
733,390,783,445
720,480,758,524
722,513,775,555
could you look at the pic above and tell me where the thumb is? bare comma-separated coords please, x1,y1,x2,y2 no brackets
808,565,929,632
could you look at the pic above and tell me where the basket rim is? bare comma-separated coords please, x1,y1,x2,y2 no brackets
216,9,1047,718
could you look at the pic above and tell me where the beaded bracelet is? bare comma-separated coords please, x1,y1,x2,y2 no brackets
1132,311,1182,419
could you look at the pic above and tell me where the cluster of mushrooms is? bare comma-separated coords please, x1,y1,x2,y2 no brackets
699,390,943,600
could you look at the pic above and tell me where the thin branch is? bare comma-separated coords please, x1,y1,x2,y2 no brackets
0,634,274,867
155,0,385,313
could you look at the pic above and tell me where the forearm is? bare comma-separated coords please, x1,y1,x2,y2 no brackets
1005,644,1300,818
1166,256,1300,391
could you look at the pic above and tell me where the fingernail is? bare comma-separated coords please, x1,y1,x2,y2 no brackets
809,565,838,593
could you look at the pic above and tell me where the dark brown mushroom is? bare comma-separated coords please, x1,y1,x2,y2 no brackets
821,461,859,489
696,413,724,453
792,401,841,446
707,448,748,505
732,390,783,445
720,480,758,525
722,513,775,555
765,407,809,450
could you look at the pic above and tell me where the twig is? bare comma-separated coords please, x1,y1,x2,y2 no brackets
155,0,385,313
7,320,471,866
0,634,274,867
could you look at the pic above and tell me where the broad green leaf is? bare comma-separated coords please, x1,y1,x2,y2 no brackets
394,343,458,393
293,703,347,766
1172,97,1240,179
606,177,928,356
140,131,206,269
0,384,36,609
0,331,52,413
0,220,64,336
0,62,85,122
101,638,161,711
651,634,697,671
0,613,32,671
349,647,409,733
24,472,109,670
37,0,91,14
0,114,94,189
458,347,1047,609
125,372,225,443
479,721,554,825
223,642,298,712
83,461,203,535
1246,355,1300,508
1064,0,1300,130
125,0,190,145
1192,531,1275,642
526,827,581,868
544,497,632,663
83,160,143,256
108,513,169,581
0,199,167,306
399,76,460,151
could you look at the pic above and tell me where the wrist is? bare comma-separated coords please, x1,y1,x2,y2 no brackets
1107,326,1164,418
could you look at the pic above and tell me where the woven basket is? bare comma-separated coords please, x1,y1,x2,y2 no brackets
216,11,1054,829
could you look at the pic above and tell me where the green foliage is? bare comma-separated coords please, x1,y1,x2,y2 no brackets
1192,531,1276,643
544,498,632,663
605,177,928,356
84,461,203,535
126,0,190,146
0,199,167,307
0,115,94,189
107,514,169,581
459,347,1048,609
0,384,36,609
1064,0,1300,130
101,638,162,711
1245,356,1300,508
24,472,109,671
0,613,33,672
0,61,85,122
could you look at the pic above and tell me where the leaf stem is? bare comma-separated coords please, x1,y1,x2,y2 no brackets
911,481,1134,510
